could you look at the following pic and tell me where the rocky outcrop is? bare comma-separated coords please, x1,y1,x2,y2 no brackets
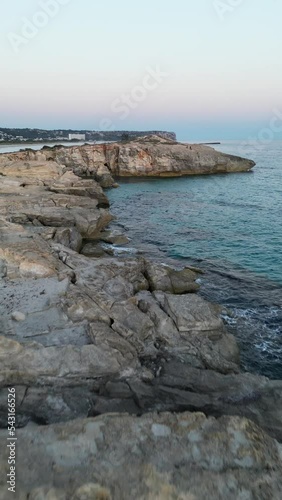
2,145,282,499
113,135,255,177
1,412,282,499
0,135,255,188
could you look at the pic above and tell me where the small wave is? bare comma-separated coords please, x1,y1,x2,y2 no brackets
108,246,139,256
221,313,237,326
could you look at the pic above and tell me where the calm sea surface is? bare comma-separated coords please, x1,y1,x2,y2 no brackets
0,141,103,154
107,141,282,379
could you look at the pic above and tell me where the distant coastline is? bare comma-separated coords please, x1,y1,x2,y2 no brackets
0,128,176,144
199,142,221,145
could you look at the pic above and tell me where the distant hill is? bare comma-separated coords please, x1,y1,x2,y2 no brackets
0,128,176,143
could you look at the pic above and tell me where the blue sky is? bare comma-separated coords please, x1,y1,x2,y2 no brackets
0,0,281,140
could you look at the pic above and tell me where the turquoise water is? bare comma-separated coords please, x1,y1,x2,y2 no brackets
109,141,282,284
107,141,282,378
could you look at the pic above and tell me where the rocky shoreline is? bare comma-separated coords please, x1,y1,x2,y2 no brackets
1,138,282,499
0,134,255,188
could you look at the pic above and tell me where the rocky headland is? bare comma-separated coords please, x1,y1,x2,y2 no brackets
0,135,255,188
1,138,281,499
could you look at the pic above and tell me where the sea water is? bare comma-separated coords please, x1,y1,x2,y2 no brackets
107,141,282,379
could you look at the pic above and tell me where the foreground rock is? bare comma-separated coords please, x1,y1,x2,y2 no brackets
0,135,255,188
1,412,282,499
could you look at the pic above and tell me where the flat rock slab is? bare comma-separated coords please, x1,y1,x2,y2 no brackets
0,276,69,316
0,335,129,381
162,293,224,332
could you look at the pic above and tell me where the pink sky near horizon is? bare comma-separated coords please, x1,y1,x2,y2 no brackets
1,0,281,140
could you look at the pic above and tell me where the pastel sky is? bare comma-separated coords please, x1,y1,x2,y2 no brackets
1,0,281,141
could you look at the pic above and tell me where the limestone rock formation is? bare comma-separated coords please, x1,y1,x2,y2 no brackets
114,135,255,177
2,141,282,499
0,135,255,189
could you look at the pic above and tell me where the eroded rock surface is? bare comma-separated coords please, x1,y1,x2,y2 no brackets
0,135,255,188
1,412,282,499
0,238,244,426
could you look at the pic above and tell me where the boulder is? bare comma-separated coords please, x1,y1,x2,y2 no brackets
145,260,200,293
100,230,130,246
80,242,108,257
161,293,224,332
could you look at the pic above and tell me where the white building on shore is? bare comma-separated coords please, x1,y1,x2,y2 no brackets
68,133,86,141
